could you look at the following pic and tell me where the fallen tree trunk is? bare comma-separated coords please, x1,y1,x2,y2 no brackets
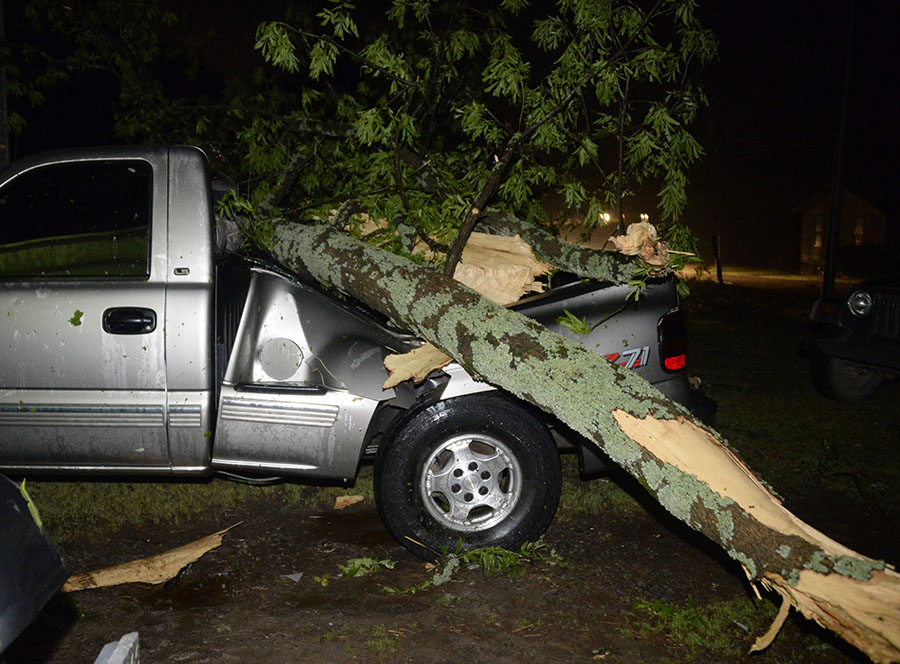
265,221,899,663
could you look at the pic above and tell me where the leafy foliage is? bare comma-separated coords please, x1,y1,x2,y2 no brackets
8,0,716,276
241,1,714,249
338,557,397,578
384,537,561,594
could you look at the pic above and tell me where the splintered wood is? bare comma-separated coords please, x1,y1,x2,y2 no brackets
62,524,240,591
451,232,550,305
612,410,900,663
383,342,453,389
382,232,549,387
609,221,669,266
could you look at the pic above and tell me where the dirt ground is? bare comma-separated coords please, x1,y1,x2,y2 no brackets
8,488,884,664
5,281,899,664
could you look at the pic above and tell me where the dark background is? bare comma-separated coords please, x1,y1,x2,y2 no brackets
688,0,900,270
4,0,898,272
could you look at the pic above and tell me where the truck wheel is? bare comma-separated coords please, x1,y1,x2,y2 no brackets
811,356,882,402
374,395,561,559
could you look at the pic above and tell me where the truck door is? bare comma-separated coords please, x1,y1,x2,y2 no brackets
0,153,170,470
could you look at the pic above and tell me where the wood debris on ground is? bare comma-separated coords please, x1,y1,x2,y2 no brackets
62,523,241,592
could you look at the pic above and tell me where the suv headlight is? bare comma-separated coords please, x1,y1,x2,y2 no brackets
847,290,873,317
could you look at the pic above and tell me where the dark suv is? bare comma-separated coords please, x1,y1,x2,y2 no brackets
802,275,900,401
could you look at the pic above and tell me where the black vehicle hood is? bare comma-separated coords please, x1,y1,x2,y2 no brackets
856,273,900,290
0,476,68,654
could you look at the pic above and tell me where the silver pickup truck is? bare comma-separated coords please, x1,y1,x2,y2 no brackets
0,146,698,556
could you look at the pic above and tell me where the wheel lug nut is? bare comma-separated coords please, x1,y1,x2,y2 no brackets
468,462,478,471
451,484,461,493
464,492,474,502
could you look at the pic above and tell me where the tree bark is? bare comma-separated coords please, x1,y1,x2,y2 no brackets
483,211,636,284
265,221,899,663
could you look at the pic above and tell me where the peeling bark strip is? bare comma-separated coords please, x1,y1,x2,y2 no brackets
267,223,900,663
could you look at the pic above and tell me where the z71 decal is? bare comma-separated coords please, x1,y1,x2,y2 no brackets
604,346,650,370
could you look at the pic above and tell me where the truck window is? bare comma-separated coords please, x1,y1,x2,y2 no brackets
0,160,153,278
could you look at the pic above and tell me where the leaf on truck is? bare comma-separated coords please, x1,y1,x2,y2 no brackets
383,342,452,389
62,523,241,592
556,310,592,335
609,222,669,267
382,233,549,387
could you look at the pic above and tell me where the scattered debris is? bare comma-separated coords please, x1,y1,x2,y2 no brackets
63,523,241,592
610,222,669,266
333,495,365,510
281,572,304,583
94,631,139,664
338,557,396,578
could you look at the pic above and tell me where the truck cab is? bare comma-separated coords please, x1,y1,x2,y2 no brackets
0,146,214,472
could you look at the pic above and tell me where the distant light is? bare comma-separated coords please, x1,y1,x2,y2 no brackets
601,212,611,223
640,213,649,222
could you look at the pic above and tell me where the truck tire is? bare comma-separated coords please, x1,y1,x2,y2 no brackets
811,356,882,402
374,395,561,559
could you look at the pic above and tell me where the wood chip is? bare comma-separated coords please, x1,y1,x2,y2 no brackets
333,495,365,510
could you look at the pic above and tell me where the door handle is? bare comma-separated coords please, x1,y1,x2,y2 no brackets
103,307,157,335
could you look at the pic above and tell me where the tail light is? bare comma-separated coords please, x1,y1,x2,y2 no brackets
658,309,688,372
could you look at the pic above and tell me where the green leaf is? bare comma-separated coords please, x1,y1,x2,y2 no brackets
318,2,359,40
338,557,397,578
556,310,592,335
533,16,567,50
254,22,300,73
309,40,340,79
19,479,44,530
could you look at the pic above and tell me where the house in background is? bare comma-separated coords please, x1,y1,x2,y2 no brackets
798,187,888,274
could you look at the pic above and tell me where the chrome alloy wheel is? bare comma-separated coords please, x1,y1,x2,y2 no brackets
419,433,523,532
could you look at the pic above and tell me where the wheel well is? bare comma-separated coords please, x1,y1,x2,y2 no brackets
368,391,555,459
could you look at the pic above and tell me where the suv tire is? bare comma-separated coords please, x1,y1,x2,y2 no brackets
811,356,882,402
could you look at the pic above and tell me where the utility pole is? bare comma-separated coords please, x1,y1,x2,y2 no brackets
0,0,8,167
822,0,855,298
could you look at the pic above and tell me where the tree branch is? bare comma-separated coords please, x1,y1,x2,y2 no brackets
616,74,631,233
257,151,311,217
442,0,668,276
482,210,637,284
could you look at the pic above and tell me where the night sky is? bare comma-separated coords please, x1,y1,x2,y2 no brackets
690,0,900,268
4,0,898,271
